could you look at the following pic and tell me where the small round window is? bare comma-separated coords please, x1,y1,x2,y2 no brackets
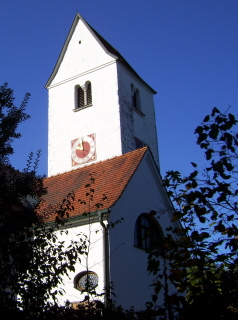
74,271,99,291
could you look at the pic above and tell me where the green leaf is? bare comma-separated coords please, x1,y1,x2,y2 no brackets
209,127,219,139
203,115,210,122
209,222,216,227
192,180,198,188
217,192,227,203
224,161,233,172
197,132,207,144
228,113,236,123
191,162,197,168
227,214,234,221
195,125,203,134
211,107,220,116
205,148,214,160
215,222,225,232
198,216,206,223
200,142,209,149
189,170,198,179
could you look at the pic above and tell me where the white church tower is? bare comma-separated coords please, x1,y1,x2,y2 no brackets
46,13,159,177
43,13,177,310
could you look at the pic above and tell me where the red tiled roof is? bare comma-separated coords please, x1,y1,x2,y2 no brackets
40,148,148,222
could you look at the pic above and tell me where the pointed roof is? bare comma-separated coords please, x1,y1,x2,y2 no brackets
40,148,148,222
45,13,156,93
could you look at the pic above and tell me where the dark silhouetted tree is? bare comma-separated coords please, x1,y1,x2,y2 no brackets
147,108,238,319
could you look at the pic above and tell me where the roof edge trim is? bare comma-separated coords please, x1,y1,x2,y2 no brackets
44,208,111,227
45,13,156,93
45,13,81,88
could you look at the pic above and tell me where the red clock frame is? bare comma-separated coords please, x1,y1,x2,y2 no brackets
71,133,96,166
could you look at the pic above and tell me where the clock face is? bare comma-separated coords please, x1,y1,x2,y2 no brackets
71,134,96,166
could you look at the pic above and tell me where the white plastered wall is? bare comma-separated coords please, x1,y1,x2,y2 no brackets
50,19,115,86
54,220,105,305
108,153,173,309
117,63,159,166
47,19,122,176
50,153,174,309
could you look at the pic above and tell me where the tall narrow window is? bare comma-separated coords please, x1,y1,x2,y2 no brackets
132,90,137,109
134,213,163,250
74,82,92,111
131,84,141,111
87,82,92,105
77,86,84,109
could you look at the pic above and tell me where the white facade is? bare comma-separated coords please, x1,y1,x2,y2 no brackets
52,151,175,310
45,13,174,311
56,220,106,305
117,64,159,163
46,14,159,177
108,153,173,308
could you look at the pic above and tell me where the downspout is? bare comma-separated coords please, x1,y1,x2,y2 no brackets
98,208,111,306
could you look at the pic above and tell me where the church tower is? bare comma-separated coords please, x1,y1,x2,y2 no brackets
43,14,178,309
46,14,159,177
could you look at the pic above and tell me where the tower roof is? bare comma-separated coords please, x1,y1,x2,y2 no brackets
45,13,156,93
40,147,148,222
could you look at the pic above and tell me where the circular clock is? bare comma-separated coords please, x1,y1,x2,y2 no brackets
71,134,96,165
74,271,99,291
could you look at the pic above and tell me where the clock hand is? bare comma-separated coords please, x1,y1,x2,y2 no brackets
76,145,83,150
76,138,84,150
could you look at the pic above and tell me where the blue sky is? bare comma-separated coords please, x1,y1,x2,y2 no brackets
1,0,237,177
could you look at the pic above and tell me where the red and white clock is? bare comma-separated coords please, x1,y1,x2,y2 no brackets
71,133,96,166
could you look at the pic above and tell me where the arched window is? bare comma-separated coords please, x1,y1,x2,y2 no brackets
74,81,92,110
131,84,141,111
86,81,92,105
77,85,84,109
134,213,163,250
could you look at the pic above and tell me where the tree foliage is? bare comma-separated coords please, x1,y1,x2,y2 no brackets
3,82,238,319
147,107,238,319
0,83,30,164
0,84,90,318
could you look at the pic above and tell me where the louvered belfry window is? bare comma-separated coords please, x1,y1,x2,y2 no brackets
75,82,92,110
87,82,92,105
78,86,84,109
